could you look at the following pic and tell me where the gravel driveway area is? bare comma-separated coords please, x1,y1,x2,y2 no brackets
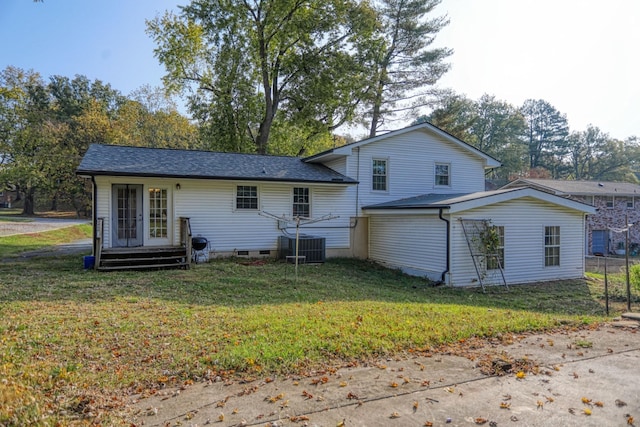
0,218,89,237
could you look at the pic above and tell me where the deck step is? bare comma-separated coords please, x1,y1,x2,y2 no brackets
98,262,189,271
97,246,189,271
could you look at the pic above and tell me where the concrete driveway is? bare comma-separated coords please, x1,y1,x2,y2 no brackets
129,322,639,427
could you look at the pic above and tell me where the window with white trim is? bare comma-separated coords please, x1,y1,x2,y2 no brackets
236,185,258,209
149,188,168,238
293,187,310,217
544,226,560,267
624,196,634,209
605,196,614,208
372,159,387,191
435,163,450,186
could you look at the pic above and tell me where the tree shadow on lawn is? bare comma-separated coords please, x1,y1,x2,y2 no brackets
0,255,607,318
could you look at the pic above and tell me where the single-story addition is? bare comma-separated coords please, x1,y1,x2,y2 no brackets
77,122,595,287
503,178,640,256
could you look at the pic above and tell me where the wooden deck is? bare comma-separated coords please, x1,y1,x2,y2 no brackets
94,217,193,271
98,246,189,271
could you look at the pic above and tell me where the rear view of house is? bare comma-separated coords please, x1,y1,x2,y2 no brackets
77,122,595,286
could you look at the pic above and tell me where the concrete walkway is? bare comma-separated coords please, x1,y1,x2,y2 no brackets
129,322,639,427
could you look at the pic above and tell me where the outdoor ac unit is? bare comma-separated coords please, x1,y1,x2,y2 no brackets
279,235,326,263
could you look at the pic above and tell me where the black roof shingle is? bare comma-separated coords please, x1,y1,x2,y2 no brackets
77,144,357,184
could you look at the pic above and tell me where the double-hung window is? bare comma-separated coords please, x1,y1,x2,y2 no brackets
604,196,614,209
236,185,258,209
544,226,560,267
435,163,450,186
293,187,310,217
372,159,387,191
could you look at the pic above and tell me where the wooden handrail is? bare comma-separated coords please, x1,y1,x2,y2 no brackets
180,217,192,269
95,217,104,270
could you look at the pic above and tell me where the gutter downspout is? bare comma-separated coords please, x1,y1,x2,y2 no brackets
439,208,450,283
91,175,97,256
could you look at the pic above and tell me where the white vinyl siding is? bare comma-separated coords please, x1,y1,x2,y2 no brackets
95,177,353,252
449,198,586,287
94,176,175,248
345,129,487,212
369,214,447,280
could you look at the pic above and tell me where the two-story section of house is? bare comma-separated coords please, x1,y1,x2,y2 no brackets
78,122,595,286
306,123,595,287
503,178,640,256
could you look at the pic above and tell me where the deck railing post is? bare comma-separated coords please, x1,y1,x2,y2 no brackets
95,217,104,270
180,217,192,269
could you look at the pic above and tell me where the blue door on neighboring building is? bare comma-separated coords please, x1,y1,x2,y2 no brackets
592,230,608,255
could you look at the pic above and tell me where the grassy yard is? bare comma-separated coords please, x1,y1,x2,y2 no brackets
0,224,92,258
0,228,635,426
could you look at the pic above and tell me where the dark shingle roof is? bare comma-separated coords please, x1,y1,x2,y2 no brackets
77,144,357,184
506,178,640,196
363,190,518,209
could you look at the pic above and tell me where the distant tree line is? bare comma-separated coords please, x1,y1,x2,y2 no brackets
420,93,639,185
3,0,639,215
0,66,198,215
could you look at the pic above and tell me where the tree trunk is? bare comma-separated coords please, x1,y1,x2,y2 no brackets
22,188,36,215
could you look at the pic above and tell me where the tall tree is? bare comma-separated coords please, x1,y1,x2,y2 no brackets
423,92,475,141
366,0,451,137
148,0,376,154
520,99,569,174
427,92,527,182
566,126,638,181
0,67,55,214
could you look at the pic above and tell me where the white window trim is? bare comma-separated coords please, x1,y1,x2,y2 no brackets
626,196,634,209
234,184,260,211
148,187,169,239
371,157,389,193
544,225,561,267
292,187,311,218
434,162,451,188
604,196,614,209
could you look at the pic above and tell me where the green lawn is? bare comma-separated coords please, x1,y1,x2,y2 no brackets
0,228,634,426
0,223,92,258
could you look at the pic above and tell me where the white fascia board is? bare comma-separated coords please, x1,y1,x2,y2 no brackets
448,187,596,214
308,123,501,168
363,208,444,216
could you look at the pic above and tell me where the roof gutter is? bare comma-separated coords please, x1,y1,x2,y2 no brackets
439,208,450,284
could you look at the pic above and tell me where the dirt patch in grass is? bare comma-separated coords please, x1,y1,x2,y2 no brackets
586,255,640,274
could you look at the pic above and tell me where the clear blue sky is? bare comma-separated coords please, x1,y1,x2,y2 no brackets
1,0,638,140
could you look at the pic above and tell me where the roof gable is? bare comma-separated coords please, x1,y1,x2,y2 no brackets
77,144,357,184
503,178,640,196
363,187,595,214
304,122,501,168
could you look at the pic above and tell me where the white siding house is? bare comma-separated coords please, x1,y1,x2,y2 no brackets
363,188,593,287
78,122,595,285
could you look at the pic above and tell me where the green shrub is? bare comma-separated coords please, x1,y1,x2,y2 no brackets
630,264,640,291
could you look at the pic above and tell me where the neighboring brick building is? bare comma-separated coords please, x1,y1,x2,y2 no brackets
504,178,640,256
0,188,15,208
